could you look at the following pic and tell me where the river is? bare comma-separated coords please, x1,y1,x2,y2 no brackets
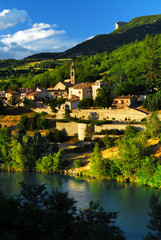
0,171,160,240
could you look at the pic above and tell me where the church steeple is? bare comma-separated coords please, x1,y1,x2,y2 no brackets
70,60,75,85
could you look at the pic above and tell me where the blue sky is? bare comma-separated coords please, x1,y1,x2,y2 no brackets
0,0,161,59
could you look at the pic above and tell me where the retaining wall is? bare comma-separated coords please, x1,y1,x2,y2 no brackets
56,121,145,140
56,121,78,136
71,107,148,121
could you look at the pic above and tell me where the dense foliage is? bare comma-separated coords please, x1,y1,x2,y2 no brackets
144,195,161,240
0,183,126,240
90,143,120,179
143,91,161,111
18,113,48,131
0,128,61,172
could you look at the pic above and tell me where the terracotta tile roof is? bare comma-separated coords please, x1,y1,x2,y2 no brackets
71,95,80,100
67,95,80,102
114,95,135,100
27,91,39,96
72,83,93,89
6,89,18,94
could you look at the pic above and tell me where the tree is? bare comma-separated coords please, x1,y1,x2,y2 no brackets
23,98,35,110
11,132,50,171
78,98,93,109
116,131,149,177
102,135,114,149
0,126,12,164
77,201,126,240
0,183,126,240
94,86,112,108
144,195,161,240
90,143,106,178
142,35,161,91
85,122,94,140
145,112,161,138
64,108,71,120
36,151,62,173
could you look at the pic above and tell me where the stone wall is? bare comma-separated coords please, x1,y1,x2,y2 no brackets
78,123,87,141
56,121,78,136
71,107,148,121
33,107,54,115
95,123,144,132
56,121,145,140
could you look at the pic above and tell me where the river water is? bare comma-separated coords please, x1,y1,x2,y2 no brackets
0,171,160,240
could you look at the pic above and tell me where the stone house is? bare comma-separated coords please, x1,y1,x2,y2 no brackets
0,91,5,98
113,95,137,107
47,85,69,98
68,80,104,100
36,87,54,99
60,96,80,110
91,80,105,99
26,91,39,101
6,90,20,102
68,83,92,100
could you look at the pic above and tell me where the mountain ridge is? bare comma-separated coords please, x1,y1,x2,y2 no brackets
26,14,161,60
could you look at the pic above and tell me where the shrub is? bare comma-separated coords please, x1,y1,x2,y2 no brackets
73,159,83,168
102,135,114,149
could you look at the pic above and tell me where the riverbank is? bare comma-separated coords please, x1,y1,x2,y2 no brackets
63,137,161,188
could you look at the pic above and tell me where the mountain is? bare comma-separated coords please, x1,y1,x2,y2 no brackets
26,14,161,59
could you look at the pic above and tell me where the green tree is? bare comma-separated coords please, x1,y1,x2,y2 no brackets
0,182,126,240
115,131,149,177
64,108,71,120
142,35,161,91
90,143,106,178
73,159,83,168
0,126,12,164
144,195,161,240
78,98,93,109
102,135,114,149
36,151,62,173
94,86,112,108
145,112,161,138
85,122,94,140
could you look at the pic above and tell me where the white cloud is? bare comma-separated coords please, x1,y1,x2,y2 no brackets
32,23,51,29
1,23,66,47
0,8,28,30
0,21,76,59
0,10,79,59
0,10,10,17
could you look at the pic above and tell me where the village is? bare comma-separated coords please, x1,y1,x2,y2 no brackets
0,60,151,141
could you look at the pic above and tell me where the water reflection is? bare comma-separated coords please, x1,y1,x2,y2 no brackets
0,172,160,240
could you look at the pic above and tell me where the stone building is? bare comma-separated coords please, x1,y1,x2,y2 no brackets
113,95,137,108
50,60,76,96
68,82,92,100
68,80,104,100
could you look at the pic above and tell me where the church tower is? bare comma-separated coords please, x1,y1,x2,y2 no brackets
70,60,75,85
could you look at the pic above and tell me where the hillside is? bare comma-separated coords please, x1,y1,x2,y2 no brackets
27,14,161,59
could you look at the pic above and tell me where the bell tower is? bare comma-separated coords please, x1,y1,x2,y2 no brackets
70,60,75,85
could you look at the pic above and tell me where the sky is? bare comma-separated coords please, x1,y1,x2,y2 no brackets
0,0,161,59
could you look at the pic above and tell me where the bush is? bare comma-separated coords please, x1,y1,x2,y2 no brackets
102,135,114,149
18,113,48,131
0,183,126,240
73,159,83,168
36,151,62,173
45,128,68,142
